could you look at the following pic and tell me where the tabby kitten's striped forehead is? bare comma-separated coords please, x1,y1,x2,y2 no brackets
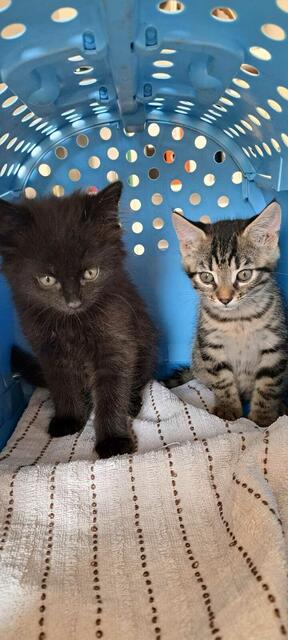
172,201,281,309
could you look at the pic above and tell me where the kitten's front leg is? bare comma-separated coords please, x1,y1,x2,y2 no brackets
201,364,242,421
249,358,286,427
94,355,135,458
42,362,91,437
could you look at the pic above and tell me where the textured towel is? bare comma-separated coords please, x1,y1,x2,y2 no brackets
0,380,287,640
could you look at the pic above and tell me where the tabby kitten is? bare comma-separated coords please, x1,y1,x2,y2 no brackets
0,182,155,457
171,202,288,427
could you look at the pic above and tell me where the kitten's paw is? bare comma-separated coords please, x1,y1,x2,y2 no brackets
48,415,83,437
248,411,278,428
162,367,191,389
214,404,242,422
96,435,135,459
129,394,143,418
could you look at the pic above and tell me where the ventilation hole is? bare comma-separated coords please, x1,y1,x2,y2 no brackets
184,159,197,173
204,173,216,186
14,139,24,151
234,124,246,134
100,127,112,141
76,133,89,147
21,111,34,122
128,174,140,187
267,99,282,112
158,1,185,13
68,168,81,181
126,149,138,162
241,63,260,77
107,147,119,160
130,198,141,211
152,72,171,79
232,78,250,89
225,88,240,98
255,144,264,156
123,128,135,137
61,108,75,116
151,193,163,205
0,0,11,10
2,95,17,108
172,126,184,140
163,149,175,163
38,163,51,177
271,138,281,152
153,60,174,68
148,123,160,137
256,106,271,119
160,48,176,54
52,185,65,197
281,133,288,146
249,46,271,61
189,193,201,205
0,162,7,176
241,119,253,130
134,244,145,255
144,144,156,156
6,136,17,149
149,168,160,180
277,0,288,10
170,179,182,192
214,150,226,163
277,85,288,100
79,78,97,86
132,222,143,234
107,170,119,183
13,105,26,118
263,142,272,155
261,23,286,40
153,217,164,230
24,187,37,199
218,195,229,208
194,135,207,149
248,114,261,126
158,239,169,250
179,100,194,106
210,6,237,20
73,65,94,75
232,171,243,184
51,7,78,22
88,156,100,169
242,147,250,157
1,23,26,39
68,54,84,62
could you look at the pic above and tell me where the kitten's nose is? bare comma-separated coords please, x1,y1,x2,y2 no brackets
218,295,233,306
67,299,82,309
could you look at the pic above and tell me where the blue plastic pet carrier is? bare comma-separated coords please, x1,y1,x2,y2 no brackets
1,0,288,448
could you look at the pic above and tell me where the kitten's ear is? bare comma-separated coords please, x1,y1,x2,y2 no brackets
172,211,207,254
243,201,281,247
84,181,123,220
0,199,27,253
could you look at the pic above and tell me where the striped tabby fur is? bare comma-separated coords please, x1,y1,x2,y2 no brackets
170,202,288,427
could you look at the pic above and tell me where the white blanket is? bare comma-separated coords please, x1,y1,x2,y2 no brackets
0,380,287,639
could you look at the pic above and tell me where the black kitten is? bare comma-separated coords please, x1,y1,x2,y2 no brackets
0,182,155,458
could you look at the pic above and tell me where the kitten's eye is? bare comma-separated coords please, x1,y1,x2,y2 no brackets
199,272,214,284
237,269,253,282
38,275,57,288
83,267,99,281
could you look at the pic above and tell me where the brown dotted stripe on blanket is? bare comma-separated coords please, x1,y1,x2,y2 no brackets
149,382,222,640
38,463,59,640
187,384,210,412
0,397,49,462
0,436,52,557
202,437,287,637
90,464,104,639
67,430,82,462
263,429,269,482
183,403,198,442
128,456,161,640
232,473,284,535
